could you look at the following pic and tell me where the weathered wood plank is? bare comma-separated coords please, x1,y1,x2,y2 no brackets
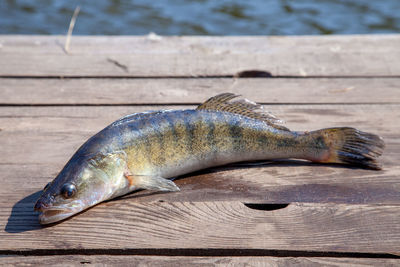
0,35,399,77
1,159,399,206
1,104,398,253
0,104,398,205
2,201,400,253
1,256,399,267
1,77,399,104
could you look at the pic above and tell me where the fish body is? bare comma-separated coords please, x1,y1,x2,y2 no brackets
110,110,303,178
34,93,384,224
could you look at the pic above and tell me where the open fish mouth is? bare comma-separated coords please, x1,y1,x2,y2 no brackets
38,207,81,225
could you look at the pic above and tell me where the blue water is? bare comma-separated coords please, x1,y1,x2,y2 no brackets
1,0,399,35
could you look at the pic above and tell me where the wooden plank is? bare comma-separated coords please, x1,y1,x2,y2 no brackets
1,159,399,206
1,104,399,253
1,77,399,105
0,35,399,77
1,256,399,266
2,201,400,253
0,104,398,205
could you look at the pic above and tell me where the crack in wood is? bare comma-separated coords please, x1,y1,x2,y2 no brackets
106,58,129,73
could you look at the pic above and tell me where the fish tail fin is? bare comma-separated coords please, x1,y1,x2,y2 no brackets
304,127,385,170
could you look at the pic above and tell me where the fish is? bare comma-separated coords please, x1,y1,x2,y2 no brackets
34,93,385,224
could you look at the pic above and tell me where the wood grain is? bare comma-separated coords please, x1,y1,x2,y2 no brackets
1,35,399,77
1,77,399,105
1,256,399,267
2,201,400,253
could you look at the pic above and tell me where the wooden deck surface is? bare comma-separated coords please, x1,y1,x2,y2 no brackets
0,35,399,266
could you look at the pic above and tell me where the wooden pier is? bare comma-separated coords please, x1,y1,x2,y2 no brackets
0,35,399,265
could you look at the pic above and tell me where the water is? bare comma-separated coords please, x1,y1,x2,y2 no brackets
1,0,400,35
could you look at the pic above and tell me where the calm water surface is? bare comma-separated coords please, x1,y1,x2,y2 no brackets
1,0,399,35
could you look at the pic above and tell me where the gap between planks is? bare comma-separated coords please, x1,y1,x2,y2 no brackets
0,256,399,267
0,248,399,258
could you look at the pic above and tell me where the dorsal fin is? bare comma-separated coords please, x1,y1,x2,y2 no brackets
197,93,290,131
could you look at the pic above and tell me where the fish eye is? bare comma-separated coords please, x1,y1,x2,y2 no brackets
60,183,77,199
43,182,51,191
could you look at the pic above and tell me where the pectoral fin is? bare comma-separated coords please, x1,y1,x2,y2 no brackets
124,173,180,192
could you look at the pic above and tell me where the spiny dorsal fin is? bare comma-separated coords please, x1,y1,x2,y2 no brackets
197,93,290,131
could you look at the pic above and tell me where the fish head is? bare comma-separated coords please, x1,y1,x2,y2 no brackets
34,152,128,224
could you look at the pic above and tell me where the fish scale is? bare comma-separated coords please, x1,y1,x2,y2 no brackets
120,110,307,177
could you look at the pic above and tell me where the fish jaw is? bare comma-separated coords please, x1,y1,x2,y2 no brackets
35,199,86,224
35,187,118,224
38,206,82,224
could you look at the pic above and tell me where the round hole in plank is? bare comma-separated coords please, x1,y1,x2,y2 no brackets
243,203,290,211
235,70,273,78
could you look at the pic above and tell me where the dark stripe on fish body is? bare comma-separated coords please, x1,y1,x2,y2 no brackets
314,135,328,149
182,110,194,152
150,111,181,166
276,135,299,148
228,115,243,152
257,133,270,152
210,111,230,151
190,111,213,157
204,112,216,153
170,111,190,159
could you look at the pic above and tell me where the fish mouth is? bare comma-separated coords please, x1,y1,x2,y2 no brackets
38,207,82,225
